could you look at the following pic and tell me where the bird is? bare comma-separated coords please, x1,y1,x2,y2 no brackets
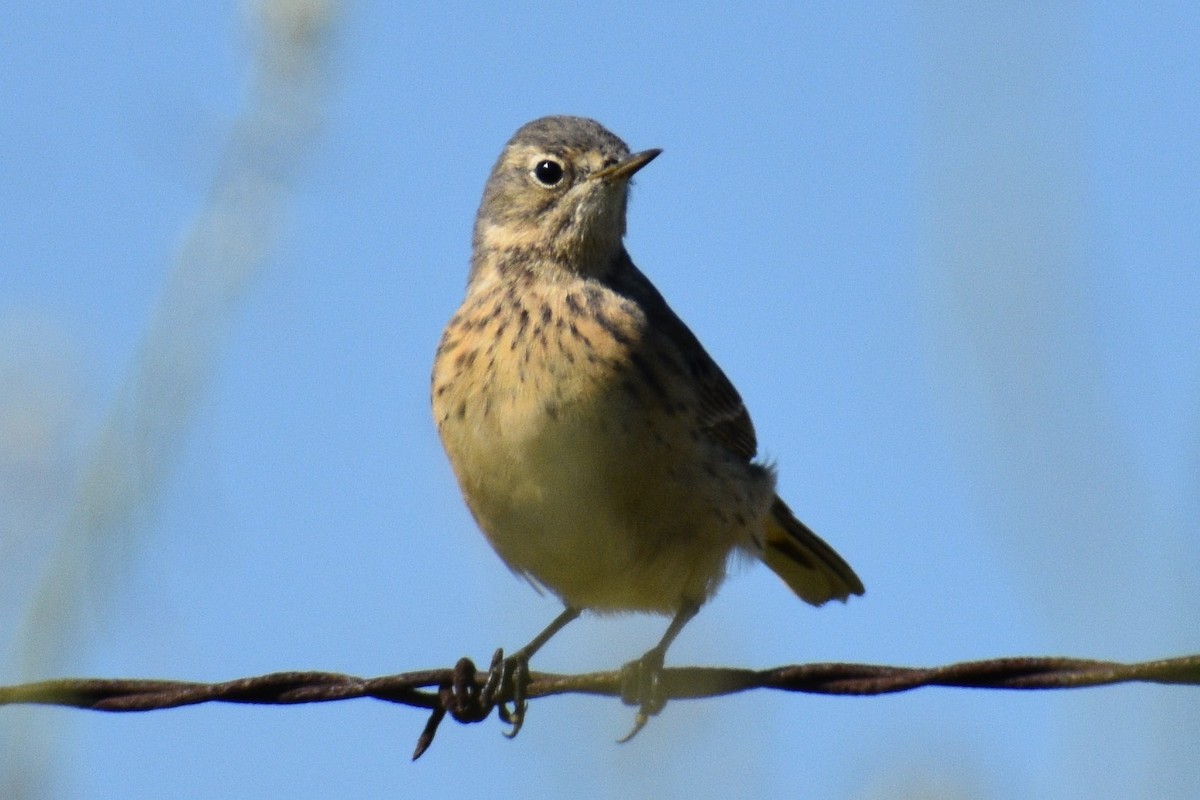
431,115,863,738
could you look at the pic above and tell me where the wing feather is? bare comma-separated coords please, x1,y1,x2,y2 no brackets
608,256,758,461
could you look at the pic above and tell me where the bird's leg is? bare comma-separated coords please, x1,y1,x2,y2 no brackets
483,605,581,737
618,600,701,742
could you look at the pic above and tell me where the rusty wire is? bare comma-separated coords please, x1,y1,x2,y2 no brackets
2,652,1197,759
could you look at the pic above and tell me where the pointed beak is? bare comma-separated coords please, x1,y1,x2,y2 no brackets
592,148,662,182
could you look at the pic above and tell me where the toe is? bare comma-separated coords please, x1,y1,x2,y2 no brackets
617,648,668,741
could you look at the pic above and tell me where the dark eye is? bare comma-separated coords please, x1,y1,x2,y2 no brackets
533,159,564,186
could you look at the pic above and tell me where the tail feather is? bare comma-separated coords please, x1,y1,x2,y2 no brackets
762,497,864,606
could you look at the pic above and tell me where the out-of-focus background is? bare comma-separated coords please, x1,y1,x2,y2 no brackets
2,2,1197,797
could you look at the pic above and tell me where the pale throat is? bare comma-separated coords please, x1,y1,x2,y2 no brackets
476,214,626,280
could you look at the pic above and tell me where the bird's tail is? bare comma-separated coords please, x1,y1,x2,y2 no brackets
761,497,864,606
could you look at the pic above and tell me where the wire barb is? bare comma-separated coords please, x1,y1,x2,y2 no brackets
2,653,1197,759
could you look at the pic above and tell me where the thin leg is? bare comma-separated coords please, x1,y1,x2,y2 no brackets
484,605,581,738
618,600,702,742
651,601,701,660
514,605,582,661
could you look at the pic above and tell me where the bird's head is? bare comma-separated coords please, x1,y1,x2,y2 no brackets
472,116,660,279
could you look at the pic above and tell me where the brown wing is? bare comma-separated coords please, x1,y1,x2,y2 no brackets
608,255,758,461
608,254,865,605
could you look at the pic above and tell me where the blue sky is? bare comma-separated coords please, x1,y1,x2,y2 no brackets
2,2,1198,798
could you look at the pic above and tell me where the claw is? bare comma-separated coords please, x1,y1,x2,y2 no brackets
481,647,532,738
415,606,584,758
480,648,505,705
500,654,531,739
617,647,668,743
617,709,651,744
613,601,701,742
416,605,580,756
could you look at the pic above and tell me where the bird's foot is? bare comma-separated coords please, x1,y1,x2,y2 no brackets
482,647,533,738
617,646,668,743
412,648,535,760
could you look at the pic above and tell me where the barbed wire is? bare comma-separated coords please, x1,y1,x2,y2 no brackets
2,652,1197,759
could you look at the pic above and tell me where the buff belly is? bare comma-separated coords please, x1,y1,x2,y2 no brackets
438,384,774,614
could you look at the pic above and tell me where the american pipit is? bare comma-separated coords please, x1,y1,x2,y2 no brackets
432,115,863,737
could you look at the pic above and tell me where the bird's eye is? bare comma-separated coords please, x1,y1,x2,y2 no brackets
533,159,564,186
